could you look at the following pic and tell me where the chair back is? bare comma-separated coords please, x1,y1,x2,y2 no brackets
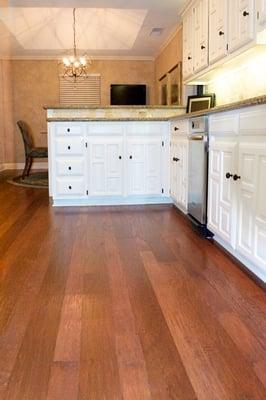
17,121,33,156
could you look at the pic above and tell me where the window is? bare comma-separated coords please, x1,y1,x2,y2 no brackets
59,74,101,106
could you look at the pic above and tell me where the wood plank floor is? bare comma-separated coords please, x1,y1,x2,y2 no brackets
0,171,265,400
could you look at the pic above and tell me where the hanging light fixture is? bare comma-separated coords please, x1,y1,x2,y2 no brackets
62,8,91,80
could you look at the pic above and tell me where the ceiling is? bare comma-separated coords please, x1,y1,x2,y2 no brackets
0,0,186,59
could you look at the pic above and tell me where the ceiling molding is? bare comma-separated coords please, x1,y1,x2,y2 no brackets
154,24,182,60
0,55,155,61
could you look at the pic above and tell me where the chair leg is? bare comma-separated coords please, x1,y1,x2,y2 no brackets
26,158,33,176
22,157,30,179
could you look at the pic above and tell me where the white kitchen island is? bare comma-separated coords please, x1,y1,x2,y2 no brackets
46,106,185,206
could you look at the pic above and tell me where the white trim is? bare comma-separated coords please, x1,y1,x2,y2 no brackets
52,196,173,207
0,55,155,61
3,162,48,170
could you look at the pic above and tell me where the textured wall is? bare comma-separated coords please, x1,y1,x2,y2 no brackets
154,28,183,103
7,59,155,163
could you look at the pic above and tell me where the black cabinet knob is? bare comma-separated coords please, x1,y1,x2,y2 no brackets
176,158,180,162
219,30,225,36
68,186,72,190
174,127,179,131
243,10,249,16
129,155,132,159
188,56,192,60
119,156,122,159
67,128,70,132
201,45,206,50
68,166,72,170
68,146,71,150
233,174,241,181
226,172,233,179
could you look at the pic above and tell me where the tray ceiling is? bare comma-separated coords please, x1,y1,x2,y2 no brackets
0,0,186,59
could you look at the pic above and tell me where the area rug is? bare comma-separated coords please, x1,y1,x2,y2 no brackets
8,171,48,189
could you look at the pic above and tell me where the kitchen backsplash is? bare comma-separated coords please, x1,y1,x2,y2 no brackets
207,52,266,106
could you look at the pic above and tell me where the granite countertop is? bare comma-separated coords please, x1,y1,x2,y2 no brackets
44,105,185,110
171,94,266,121
47,117,173,122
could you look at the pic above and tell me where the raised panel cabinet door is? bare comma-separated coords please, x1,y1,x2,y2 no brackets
183,8,194,79
127,140,146,196
179,140,189,211
209,0,228,64
208,144,221,234
170,140,178,202
256,0,266,29
146,140,162,195
193,0,209,73
237,141,266,272
228,0,255,53
89,137,124,196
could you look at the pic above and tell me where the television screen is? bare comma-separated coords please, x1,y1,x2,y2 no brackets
110,84,146,105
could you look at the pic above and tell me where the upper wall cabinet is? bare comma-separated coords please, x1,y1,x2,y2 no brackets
228,0,255,53
256,0,266,30
209,0,228,64
183,7,194,79
193,0,209,73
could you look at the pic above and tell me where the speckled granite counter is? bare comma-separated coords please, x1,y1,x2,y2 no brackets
170,95,266,121
45,105,186,121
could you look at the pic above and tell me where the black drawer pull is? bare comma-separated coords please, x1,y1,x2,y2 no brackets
226,172,233,179
68,166,72,170
68,186,72,190
67,128,70,132
243,10,249,17
119,156,122,159
233,174,241,181
201,45,206,50
174,127,179,131
68,146,71,150
219,30,224,36
129,155,132,159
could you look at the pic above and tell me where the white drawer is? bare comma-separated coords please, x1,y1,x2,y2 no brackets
239,106,266,135
55,138,85,156
55,159,85,176
55,123,85,136
126,122,163,135
88,122,124,135
209,113,239,134
55,178,86,196
171,119,189,135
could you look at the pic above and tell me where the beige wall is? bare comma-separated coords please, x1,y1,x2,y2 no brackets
6,59,155,163
154,28,183,103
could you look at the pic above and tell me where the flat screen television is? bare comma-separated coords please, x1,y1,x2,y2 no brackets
110,84,146,105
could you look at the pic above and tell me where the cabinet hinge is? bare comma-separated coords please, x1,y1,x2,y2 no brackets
86,190,88,195
161,188,164,194
162,141,164,147
85,142,88,148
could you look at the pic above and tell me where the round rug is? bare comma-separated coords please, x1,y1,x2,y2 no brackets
8,171,48,189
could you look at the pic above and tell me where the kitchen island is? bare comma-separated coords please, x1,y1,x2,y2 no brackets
45,105,185,206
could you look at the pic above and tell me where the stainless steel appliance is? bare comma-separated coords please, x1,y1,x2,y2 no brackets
188,116,210,231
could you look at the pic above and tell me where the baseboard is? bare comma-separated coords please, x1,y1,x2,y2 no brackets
3,162,48,170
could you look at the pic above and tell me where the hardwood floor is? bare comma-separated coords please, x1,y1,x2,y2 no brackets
0,171,265,400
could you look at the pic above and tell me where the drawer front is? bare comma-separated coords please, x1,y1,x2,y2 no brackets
171,119,189,135
126,122,163,135
88,122,124,135
55,138,85,156
55,159,85,176
55,178,86,196
55,124,85,136
209,113,239,134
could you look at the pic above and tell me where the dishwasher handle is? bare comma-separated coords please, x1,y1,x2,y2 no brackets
189,134,205,141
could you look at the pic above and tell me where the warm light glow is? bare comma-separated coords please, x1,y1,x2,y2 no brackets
80,57,86,66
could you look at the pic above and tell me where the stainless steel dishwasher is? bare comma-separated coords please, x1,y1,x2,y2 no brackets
188,116,212,236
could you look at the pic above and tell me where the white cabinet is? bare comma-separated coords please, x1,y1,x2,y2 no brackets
208,135,238,246
88,136,124,196
228,0,255,53
208,106,266,283
127,137,162,196
256,0,266,30
236,138,266,272
49,121,170,206
193,0,209,73
170,120,189,212
183,7,194,79
209,0,228,64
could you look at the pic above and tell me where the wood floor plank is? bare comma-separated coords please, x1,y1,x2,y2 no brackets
46,361,79,400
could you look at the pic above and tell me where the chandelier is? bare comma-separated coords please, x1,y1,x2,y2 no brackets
62,8,91,80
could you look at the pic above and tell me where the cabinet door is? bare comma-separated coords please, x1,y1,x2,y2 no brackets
256,0,266,30
127,137,162,196
228,0,255,53
170,140,178,202
209,0,228,64
237,141,266,273
170,137,188,211
183,8,194,79
208,136,238,246
89,136,123,196
179,140,189,211
193,0,209,73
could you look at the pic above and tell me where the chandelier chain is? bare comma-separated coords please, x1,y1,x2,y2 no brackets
73,8,76,57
